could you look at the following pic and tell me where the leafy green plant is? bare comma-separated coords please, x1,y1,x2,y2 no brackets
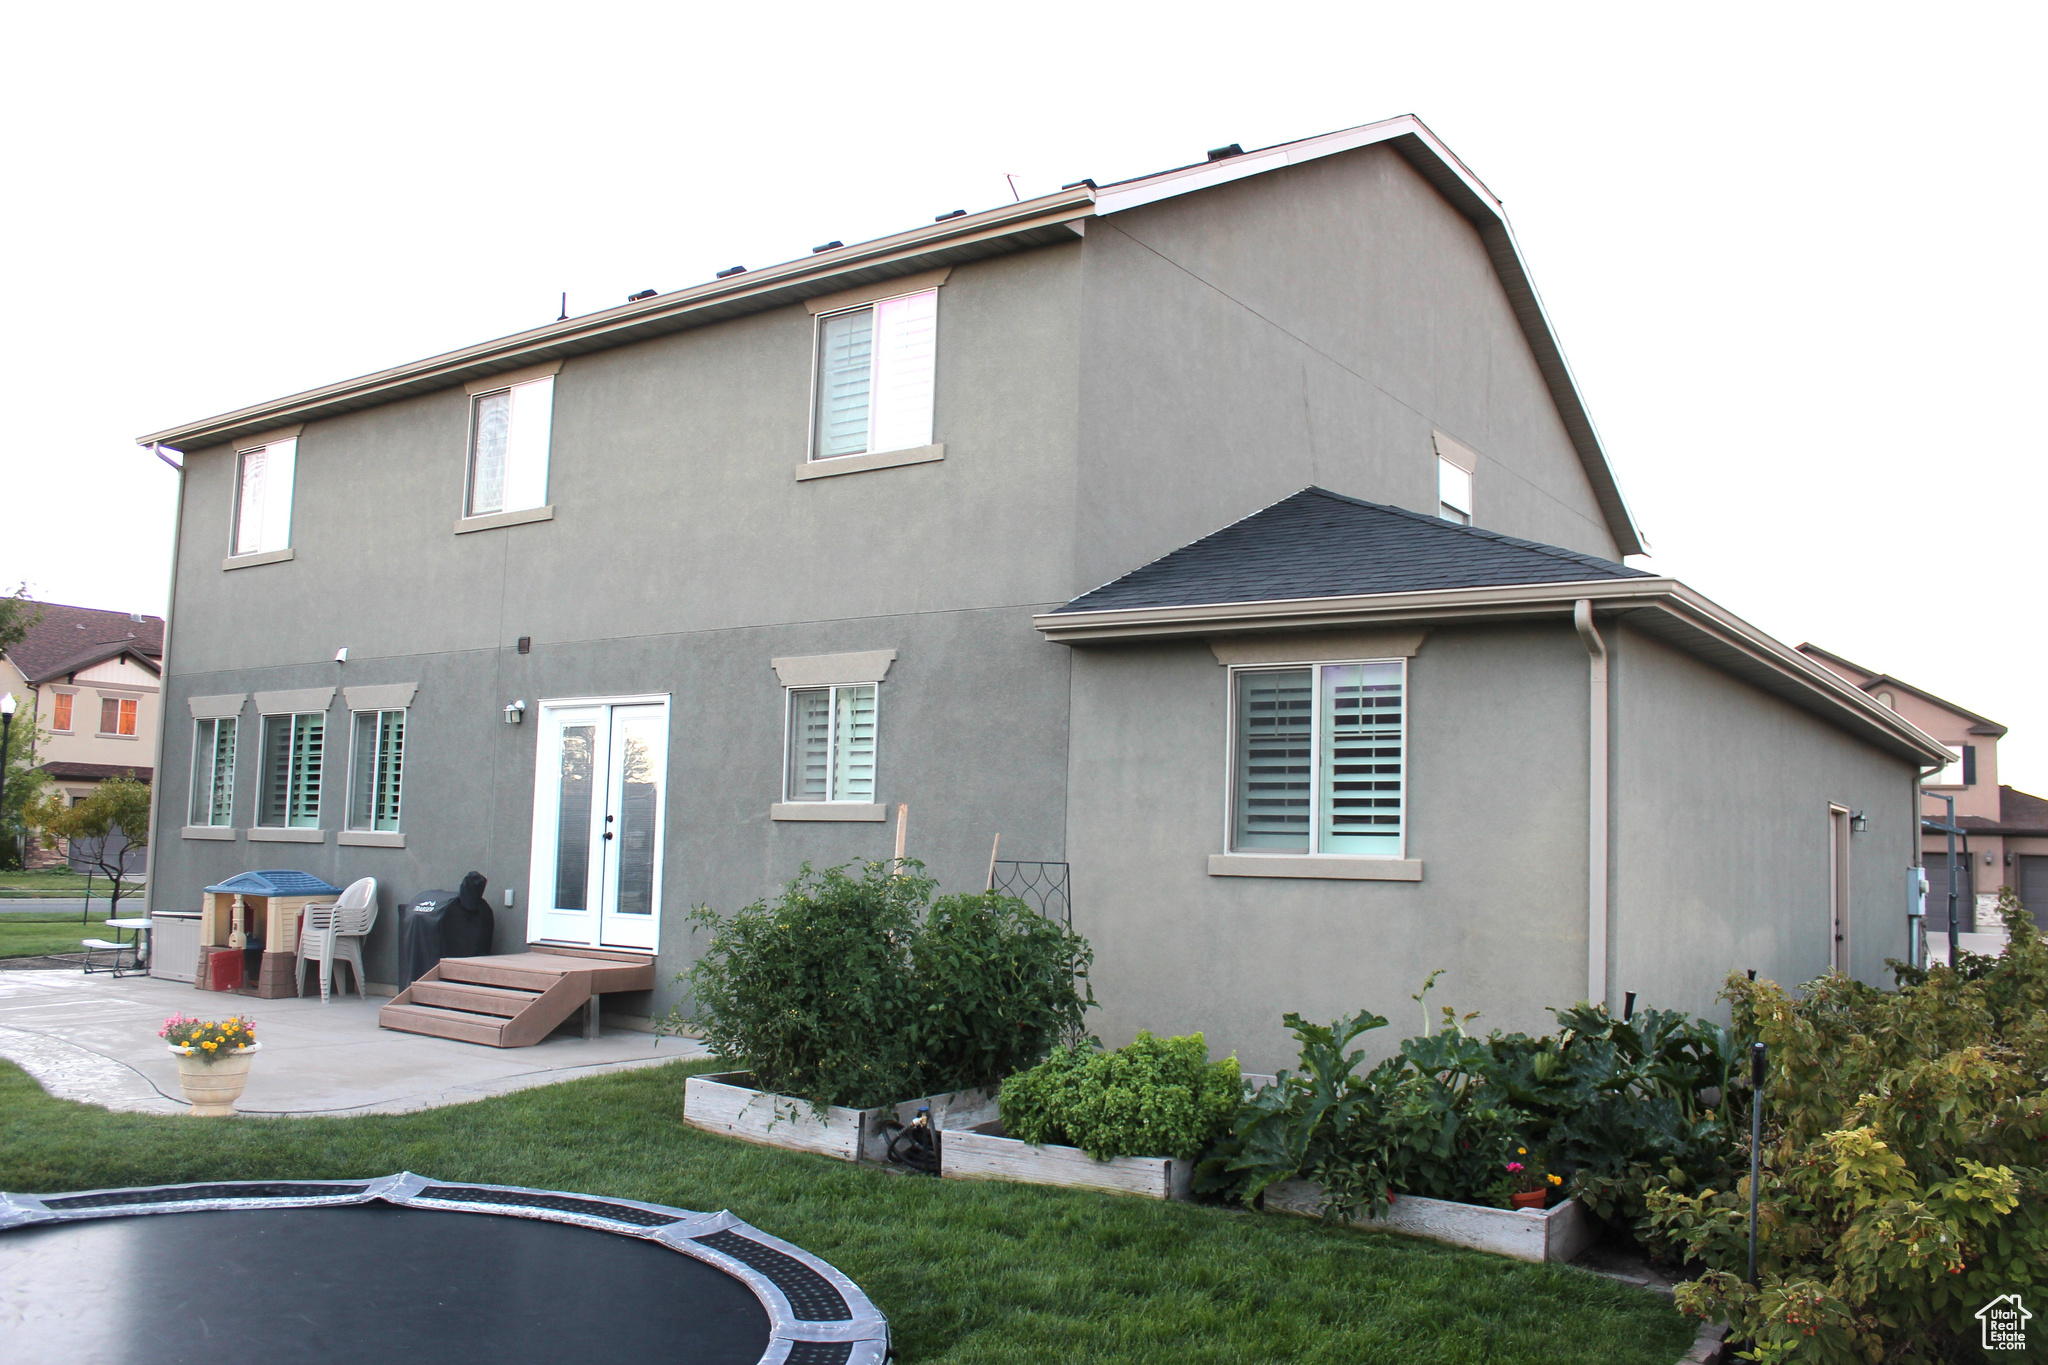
1648,889,2047,1363
665,861,1092,1111
999,1032,1241,1160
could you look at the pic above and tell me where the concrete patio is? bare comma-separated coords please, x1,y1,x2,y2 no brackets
0,964,708,1117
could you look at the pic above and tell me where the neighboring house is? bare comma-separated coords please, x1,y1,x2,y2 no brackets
1799,643,2048,934
136,116,1951,1068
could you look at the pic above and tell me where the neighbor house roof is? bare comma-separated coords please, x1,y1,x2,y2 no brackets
1035,488,1950,768
137,114,1644,556
1057,487,1647,614
1796,643,2008,737
1954,786,2048,838
4,603,164,685
39,761,152,783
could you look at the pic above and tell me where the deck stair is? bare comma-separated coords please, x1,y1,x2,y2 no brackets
378,948,655,1047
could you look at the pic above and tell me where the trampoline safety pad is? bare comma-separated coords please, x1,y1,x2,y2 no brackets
0,1174,888,1365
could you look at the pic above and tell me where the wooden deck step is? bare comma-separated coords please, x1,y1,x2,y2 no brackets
406,980,539,1017
378,1002,509,1047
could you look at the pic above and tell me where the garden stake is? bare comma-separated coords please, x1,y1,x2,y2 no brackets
1748,1041,1766,1288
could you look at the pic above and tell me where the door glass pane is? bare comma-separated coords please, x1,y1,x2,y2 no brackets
786,689,831,801
288,714,324,828
832,685,877,801
189,719,216,826
469,389,512,516
612,711,660,918
258,715,291,827
1320,662,1403,856
554,724,595,910
210,719,236,827
1234,669,1311,850
814,306,874,458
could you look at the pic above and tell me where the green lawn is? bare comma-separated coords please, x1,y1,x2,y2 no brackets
0,912,115,958
0,1057,1696,1364
0,868,141,898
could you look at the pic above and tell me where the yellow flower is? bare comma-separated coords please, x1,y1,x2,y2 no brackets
1548,1174,1563,1185
1517,1147,1526,1155
202,1040,216,1050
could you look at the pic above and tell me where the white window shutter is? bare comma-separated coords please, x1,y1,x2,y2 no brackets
503,377,554,512
869,290,936,455
815,309,875,458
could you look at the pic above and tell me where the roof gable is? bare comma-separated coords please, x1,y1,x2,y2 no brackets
1057,487,1646,614
1796,643,2007,736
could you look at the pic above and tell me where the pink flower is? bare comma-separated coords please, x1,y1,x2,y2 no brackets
1506,1162,1525,1173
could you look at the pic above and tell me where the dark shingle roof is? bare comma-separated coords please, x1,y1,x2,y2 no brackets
39,762,152,783
1956,786,2048,837
5,602,164,683
1056,487,1648,614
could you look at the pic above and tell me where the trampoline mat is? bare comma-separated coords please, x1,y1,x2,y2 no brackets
0,1203,773,1365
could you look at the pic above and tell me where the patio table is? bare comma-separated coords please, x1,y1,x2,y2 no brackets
82,918,152,977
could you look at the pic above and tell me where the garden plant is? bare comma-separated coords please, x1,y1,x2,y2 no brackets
998,1031,1242,1160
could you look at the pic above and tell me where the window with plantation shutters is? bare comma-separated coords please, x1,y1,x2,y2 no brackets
812,289,936,460
233,438,297,555
466,376,554,517
347,709,405,832
784,684,878,803
1231,661,1405,857
257,712,324,828
188,717,237,828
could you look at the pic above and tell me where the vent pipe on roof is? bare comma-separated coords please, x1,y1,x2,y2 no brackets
1206,143,1244,161
627,289,657,302
812,241,843,253
715,266,746,279
934,209,966,221
1062,178,1097,190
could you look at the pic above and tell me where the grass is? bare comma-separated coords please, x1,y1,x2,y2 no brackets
0,868,141,898
0,1057,1697,1364
0,911,116,958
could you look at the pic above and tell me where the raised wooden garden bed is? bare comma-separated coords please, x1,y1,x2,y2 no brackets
939,1121,1195,1201
1263,1177,1595,1263
683,1071,996,1163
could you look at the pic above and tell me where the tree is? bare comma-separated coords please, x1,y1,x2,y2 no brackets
28,777,151,913
0,585,48,869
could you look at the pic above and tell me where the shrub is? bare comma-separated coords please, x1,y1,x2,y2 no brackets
669,861,1093,1111
999,1032,1241,1160
1647,889,2047,1362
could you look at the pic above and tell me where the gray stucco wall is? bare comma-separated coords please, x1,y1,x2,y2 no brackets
1072,142,1622,600
1062,622,1592,1074
1609,626,1918,1013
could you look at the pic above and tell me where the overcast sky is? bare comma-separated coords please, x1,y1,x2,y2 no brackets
3,3,2042,787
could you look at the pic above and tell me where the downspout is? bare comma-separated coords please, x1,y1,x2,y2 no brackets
1574,600,1610,1010
141,446,187,917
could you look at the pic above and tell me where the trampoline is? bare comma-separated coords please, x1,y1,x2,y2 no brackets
0,1173,888,1365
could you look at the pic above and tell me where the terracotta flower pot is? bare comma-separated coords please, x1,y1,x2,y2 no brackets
1510,1189,1548,1211
169,1042,261,1117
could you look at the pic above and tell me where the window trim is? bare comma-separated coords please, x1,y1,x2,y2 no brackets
49,688,76,733
460,362,561,525
344,707,406,834
188,715,237,829
779,683,881,805
229,427,302,560
1221,656,1409,862
97,695,140,738
805,286,940,464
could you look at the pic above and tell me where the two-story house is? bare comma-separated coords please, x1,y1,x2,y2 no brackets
137,116,1950,1068
1799,643,2048,941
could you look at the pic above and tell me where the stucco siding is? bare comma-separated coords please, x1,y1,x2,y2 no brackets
1073,142,1620,601
1610,625,1917,1013
1062,622,1590,1073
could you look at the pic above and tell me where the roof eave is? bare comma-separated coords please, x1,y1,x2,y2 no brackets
1034,577,1951,765
137,189,1097,454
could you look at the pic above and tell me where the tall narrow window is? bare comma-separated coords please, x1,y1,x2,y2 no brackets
258,712,324,828
784,685,878,802
51,692,73,732
812,289,937,460
1231,661,1406,857
347,709,406,832
466,376,555,517
188,717,237,827
99,697,138,737
232,438,297,555
1438,457,1472,525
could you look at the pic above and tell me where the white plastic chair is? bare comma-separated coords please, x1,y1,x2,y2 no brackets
296,877,378,1003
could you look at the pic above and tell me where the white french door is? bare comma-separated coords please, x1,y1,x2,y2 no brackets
528,697,669,952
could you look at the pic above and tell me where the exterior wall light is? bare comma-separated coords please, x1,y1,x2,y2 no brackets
503,700,526,725
1849,810,1868,833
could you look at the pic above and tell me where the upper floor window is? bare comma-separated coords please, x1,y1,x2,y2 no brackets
50,691,73,732
1230,661,1405,857
347,708,406,833
99,697,138,737
784,684,878,803
1928,744,1976,788
189,717,236,828
258,711,324,828
1438,457,1472,525
466,376,555,518
813,289,937,461
233,438,297,556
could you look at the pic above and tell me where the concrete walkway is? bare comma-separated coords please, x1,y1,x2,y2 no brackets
0,965,709,1118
